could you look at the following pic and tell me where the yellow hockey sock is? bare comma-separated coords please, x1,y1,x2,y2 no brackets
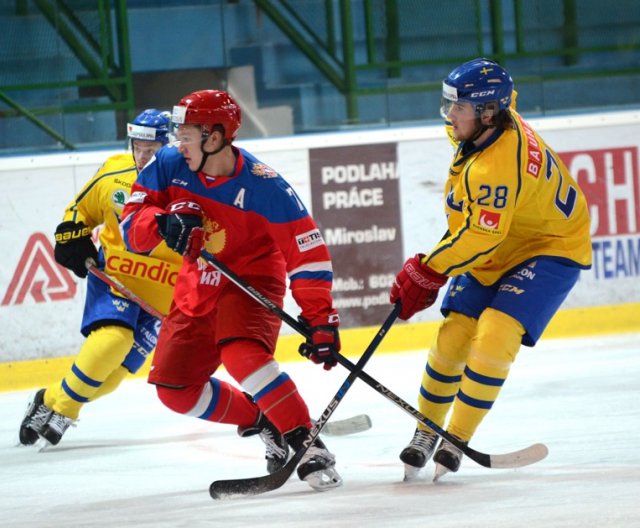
45,325,133,419
417,312,476,431
92,365,130,400
448,308,525,441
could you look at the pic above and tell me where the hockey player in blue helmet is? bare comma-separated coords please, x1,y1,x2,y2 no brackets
18,108,182,447
391,57,591,480
441,58,514,145
127,108,172,172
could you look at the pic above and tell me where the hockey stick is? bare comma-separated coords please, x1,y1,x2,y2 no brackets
333,354,548,469
318,413,372,436
209,302,401,499
86,259,165,319
201,251,548,471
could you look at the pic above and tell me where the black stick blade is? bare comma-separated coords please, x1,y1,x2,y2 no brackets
210,456,298,500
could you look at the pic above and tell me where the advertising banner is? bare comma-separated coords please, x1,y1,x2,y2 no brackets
309,143,403,327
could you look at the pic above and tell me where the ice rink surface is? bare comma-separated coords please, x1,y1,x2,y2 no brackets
2,332,639,528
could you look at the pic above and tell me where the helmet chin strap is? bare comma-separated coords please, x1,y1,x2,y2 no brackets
469,114,496,144
196,136,228,173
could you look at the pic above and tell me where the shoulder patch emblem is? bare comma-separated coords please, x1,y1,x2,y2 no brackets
296,229,324,252
251,163,278,178
112,189,129,208
473,208,502,233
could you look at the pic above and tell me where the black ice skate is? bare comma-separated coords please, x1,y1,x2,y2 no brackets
399,427,438,481
285,426,342,491
238,412,289,474
40,411,75,446
433,435,466,481
19,389,52,446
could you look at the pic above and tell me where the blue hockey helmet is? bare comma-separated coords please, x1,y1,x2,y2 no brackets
441,58,513,118
127,109,171,145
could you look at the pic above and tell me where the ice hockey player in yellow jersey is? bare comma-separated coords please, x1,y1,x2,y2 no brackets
19,109,181,447
390,58,592,480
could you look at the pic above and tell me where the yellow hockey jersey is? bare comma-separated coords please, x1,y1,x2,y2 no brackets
426,110,592,286
62,152,181,315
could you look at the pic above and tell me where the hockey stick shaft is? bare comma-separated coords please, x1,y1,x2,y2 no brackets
85,259,165,320
333,353,547,468
201,251,310,337
201,251,548,470
87,257,368,436
209,303,400,499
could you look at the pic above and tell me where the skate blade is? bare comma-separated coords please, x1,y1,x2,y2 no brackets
433,463,450,482
37,438,56,452
403,464,422,481
303,467,343,491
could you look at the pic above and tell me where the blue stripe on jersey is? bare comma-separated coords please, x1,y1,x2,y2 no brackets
514,126,523,203
197,379,222,420
61,379,91,403
425,362,462,383
456,389,494,410
289,270,333,282
427,208,500,275
463,365,505,387
420,385,455,405
253,372,291,402
71,363,102,388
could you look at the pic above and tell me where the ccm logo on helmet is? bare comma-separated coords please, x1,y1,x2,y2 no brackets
470,89,496,98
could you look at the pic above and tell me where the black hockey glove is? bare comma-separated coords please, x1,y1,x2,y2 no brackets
155,199,204,260
298,312,341,371
54,221,98,278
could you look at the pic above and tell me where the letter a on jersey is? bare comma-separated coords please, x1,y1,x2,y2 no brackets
2,232,76,306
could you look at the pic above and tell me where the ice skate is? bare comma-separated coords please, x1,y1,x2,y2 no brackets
285,426,342,491
433,436,465,481
19,389,52,446
399,427,438,481
40,411,76,446
238,412,289,474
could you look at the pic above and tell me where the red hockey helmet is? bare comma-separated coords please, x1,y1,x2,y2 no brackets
172,90,241,142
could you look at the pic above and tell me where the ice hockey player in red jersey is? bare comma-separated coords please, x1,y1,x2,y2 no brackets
121,89,342,491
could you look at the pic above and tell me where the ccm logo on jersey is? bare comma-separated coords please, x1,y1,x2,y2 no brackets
474,209,502,233
296,229,324,252
168,200,202,214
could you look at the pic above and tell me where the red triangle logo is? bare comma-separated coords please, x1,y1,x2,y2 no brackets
2,232,77,306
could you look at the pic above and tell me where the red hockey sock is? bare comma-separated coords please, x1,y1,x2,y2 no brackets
156,380,258,426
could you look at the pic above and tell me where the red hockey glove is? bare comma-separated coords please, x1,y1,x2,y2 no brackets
54,221,98,278
298,311,341,371
390,254,448,320
155,199,204,261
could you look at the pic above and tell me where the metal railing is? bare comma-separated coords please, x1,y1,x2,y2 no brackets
1,0,134,150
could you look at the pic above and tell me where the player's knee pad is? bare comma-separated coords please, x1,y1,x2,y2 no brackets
470,308,525,372
156,384,201,414
74,325,134,382
431,311,477,370
220,338,273,383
